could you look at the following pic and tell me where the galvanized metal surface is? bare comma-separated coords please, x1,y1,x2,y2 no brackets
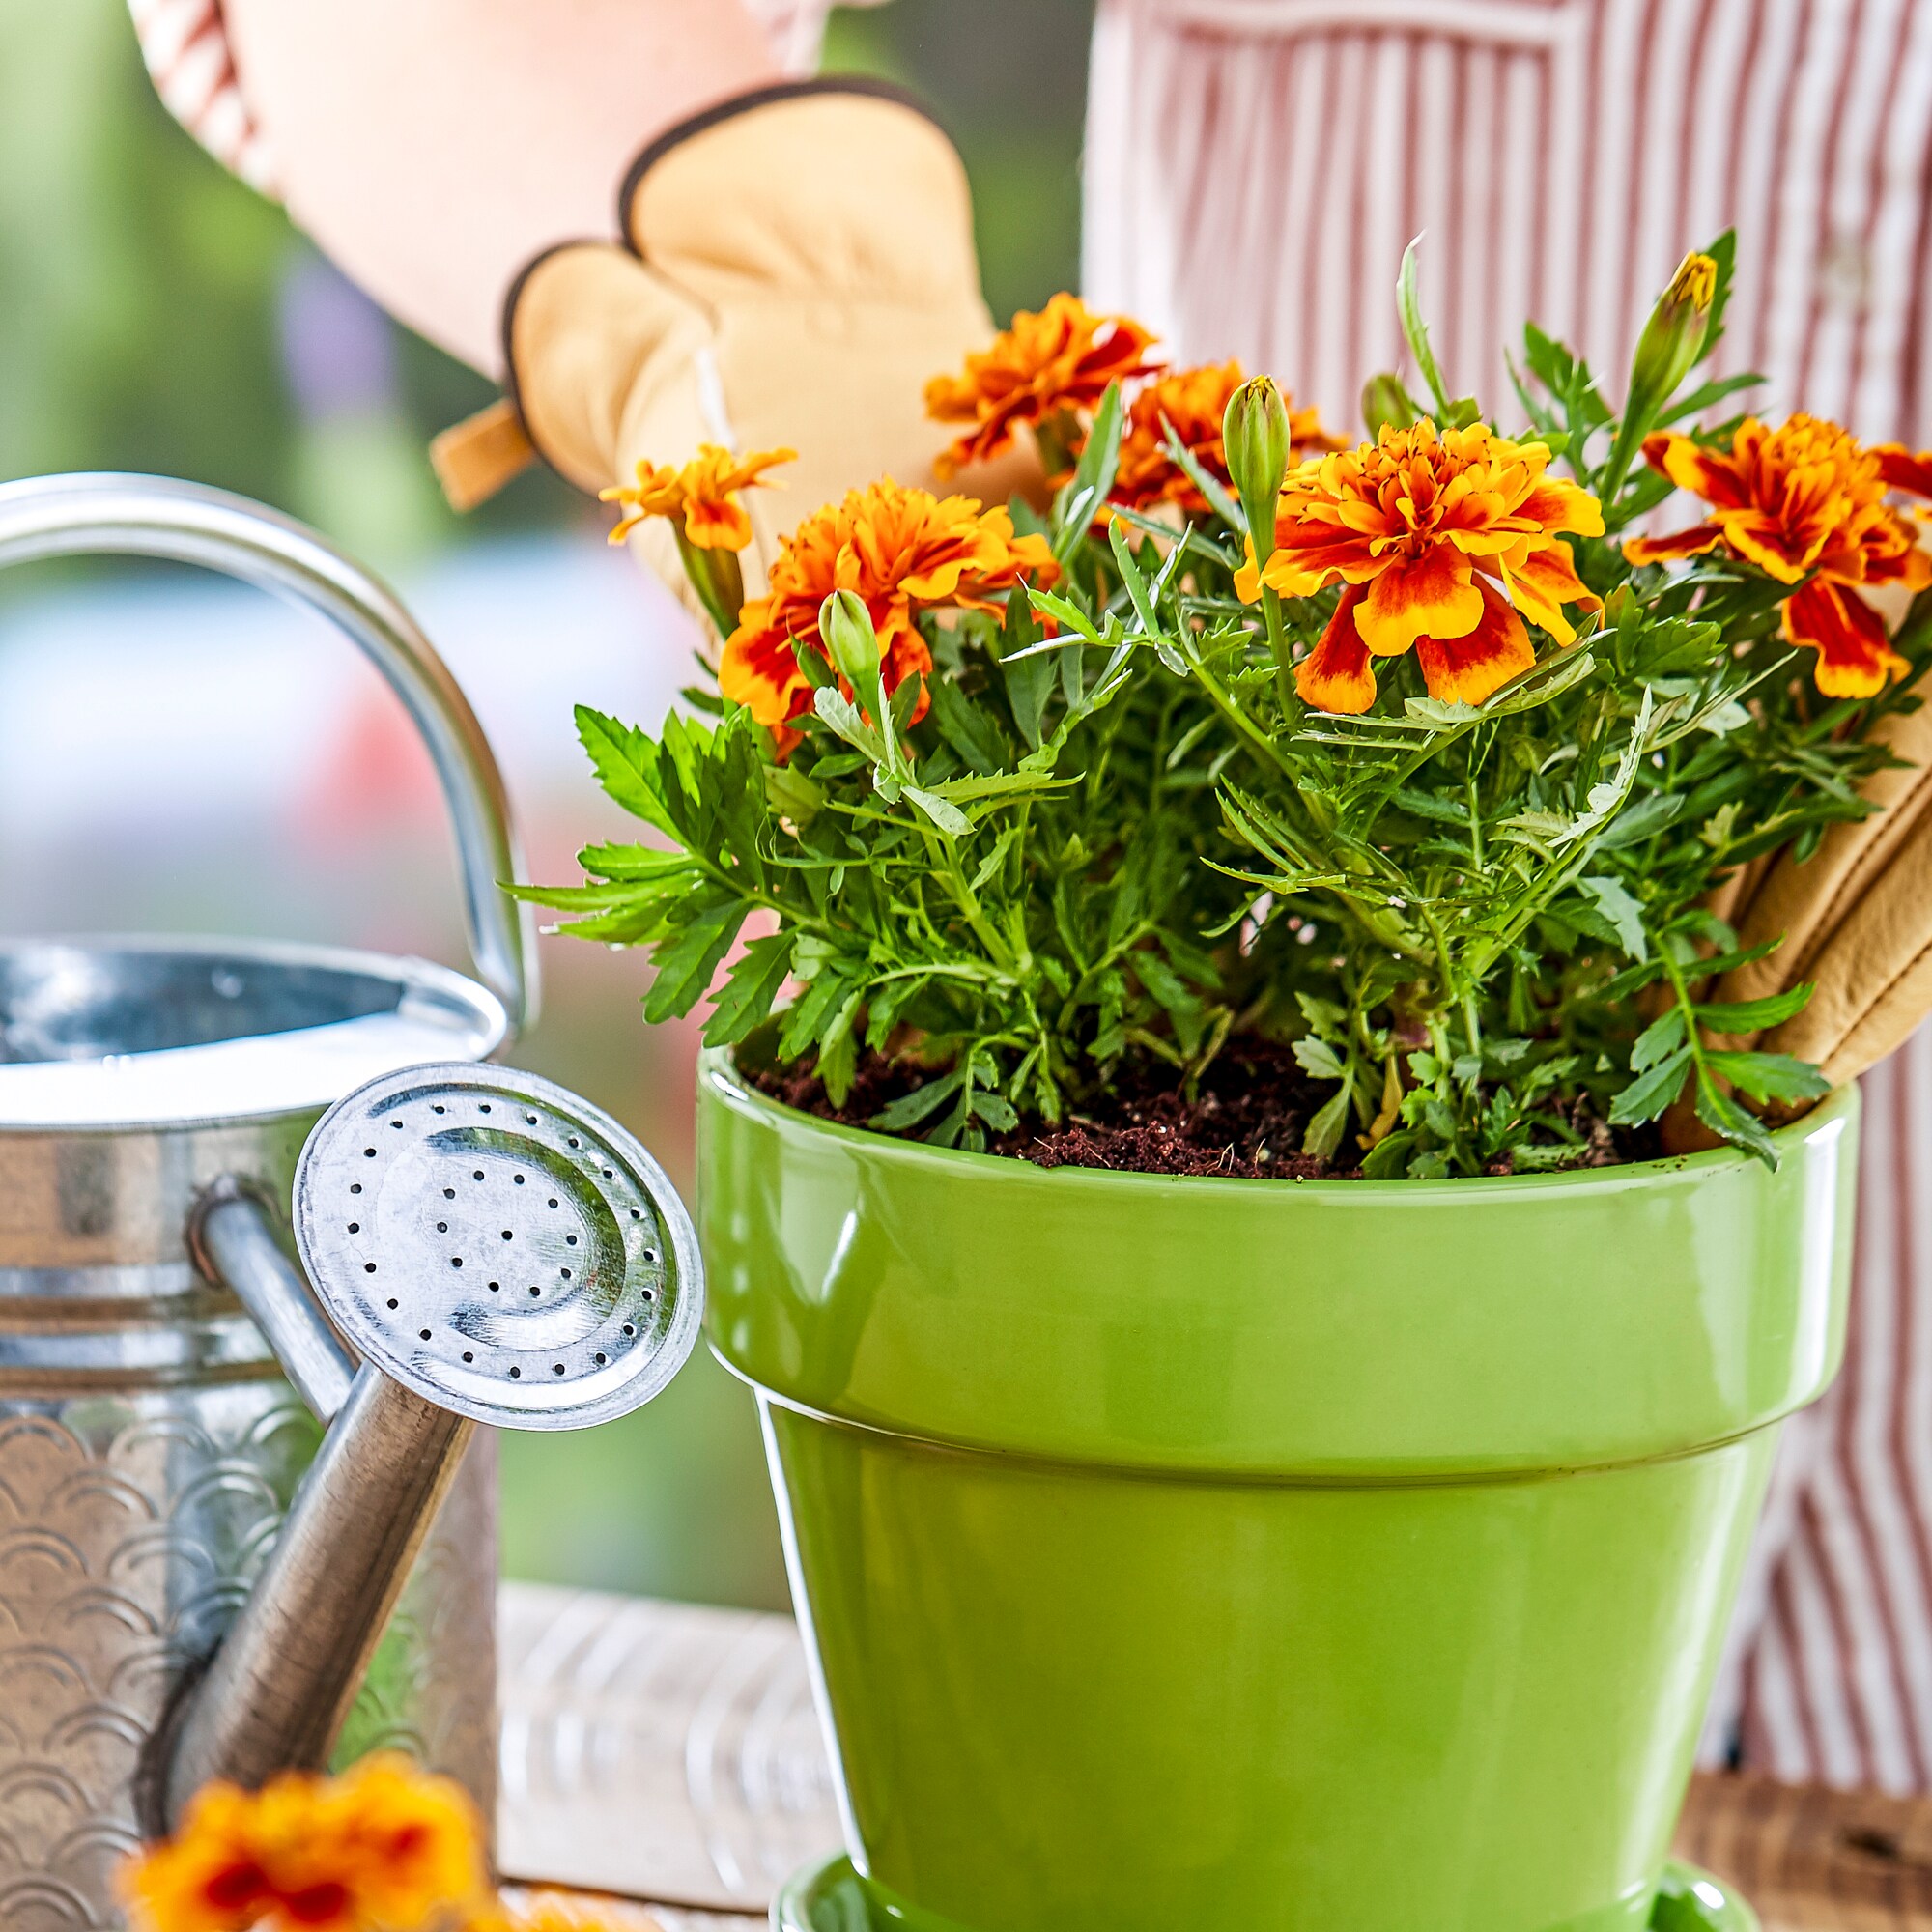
0,1388,497,1932
191,1185,355,1421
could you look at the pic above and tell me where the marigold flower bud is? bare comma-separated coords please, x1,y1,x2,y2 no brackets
819,588,883,696
1360,373,1422,442
1629,251,1717,414
1223,376,1293,559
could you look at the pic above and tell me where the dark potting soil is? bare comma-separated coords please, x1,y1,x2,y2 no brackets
748,1039,1649,1180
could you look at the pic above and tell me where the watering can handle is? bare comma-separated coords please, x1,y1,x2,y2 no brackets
0,472,537,1033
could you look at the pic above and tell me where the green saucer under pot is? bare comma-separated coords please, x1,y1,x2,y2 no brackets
699,1052,1857,1932
776,1855,1762,1932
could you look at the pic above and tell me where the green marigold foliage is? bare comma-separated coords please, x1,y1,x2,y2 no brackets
530,237,1932,1174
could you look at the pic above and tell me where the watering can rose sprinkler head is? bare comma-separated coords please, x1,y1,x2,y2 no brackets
147,1061,700,1832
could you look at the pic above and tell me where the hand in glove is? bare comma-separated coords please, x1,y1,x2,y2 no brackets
439,80,1039,598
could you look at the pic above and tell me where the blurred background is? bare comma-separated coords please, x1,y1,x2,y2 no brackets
0,0,1091,1611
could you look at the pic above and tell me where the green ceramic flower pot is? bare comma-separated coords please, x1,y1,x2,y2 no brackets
698,1055,1859,1932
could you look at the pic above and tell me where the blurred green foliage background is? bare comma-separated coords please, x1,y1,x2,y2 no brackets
0,0,1090,1610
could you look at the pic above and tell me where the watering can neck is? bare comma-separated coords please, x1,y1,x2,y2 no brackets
146,1060,705,1829
141,1184,473,1830
153,1363,476,1826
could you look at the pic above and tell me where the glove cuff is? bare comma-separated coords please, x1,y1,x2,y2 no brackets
616,74,949,229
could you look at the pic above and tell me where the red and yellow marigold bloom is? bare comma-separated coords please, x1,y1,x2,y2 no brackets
925,293,1160,476
721,479,1058,754
120,1755,487,1932
1109,359,1341,516
601,444,794,553
1624,415,1932,697
1239,420,1605,714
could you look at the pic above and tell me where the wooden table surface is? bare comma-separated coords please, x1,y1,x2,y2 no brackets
497,1581,1932,1930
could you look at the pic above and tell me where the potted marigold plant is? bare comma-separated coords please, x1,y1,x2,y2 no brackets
531,237,1932,1932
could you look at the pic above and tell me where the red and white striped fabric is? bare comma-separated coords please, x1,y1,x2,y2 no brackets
126,0,274,193
1087,0,1932,1792
1086,0,1932,450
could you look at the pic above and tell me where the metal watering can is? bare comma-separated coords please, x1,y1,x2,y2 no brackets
0,476,701,1930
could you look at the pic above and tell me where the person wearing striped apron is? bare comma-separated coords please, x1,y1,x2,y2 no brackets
128,0,1932,1794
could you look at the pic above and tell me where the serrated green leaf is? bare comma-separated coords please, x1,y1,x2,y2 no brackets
577,705,673,835
868,1067,967,1131
1703,1050,1831,1105
1293,1037,1345,1081
1052,381,1124,559
643,899,748,1024
702,931,795,1046
1303,1086,1350,1161
1693,984,1813,1033
904,785,973,837
1694,1069,1779,1168
1630,1007,1688,1072
1579,874,1649,960
1607,1042,1692,1124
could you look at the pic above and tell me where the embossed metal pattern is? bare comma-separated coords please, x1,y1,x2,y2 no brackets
497,1583,841,1914
298,1065,701,1432
0,1097,497,1929
0,1385,496,1931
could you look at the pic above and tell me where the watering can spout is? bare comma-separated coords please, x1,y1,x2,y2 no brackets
144,1062,702,1833
153,1367,476,1828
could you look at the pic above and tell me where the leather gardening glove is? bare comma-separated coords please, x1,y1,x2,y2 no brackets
436,80,1041,601
1653,691,1932,1151
1754,810,1932,1084
1655,651,1932,1150
1715,702,1932,1031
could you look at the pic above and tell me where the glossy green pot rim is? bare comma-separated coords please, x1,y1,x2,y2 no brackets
703,1049,1857,1202
699,1055,1857,1475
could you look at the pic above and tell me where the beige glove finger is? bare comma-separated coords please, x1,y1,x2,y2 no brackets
622,80,1034,515
495,239,723,616
1761,814,1932,1084
1718,701,1932,1018
503,242,714,500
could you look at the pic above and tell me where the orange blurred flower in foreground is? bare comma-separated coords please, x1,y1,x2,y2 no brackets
925,293,1159,476
601,444,794,553
1624,416,1932,697
722,480,1059,754
1109,360,1342,516
120,1755,486,1932
1240,421,1605,713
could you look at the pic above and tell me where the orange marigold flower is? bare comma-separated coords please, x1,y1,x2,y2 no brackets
1239,420,1605,714
1109,360,1342,516
120,1755,487,1932
721,479,1058,755
600,444,794,553
925,293,1160,476
1623,415,1932,698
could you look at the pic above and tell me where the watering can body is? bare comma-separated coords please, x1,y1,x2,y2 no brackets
0,476,538,1930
